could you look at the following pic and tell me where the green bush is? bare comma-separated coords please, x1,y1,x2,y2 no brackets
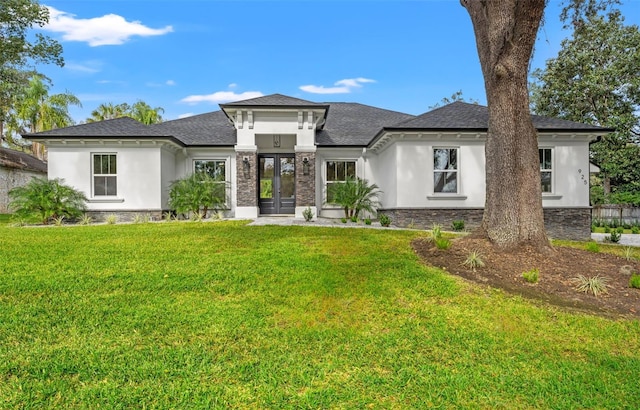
606,231,621,243
462,250,484,271
522,268,540,284
616,226,624,234
585,242,600,253
452,220,465,231
364,218,372,225
327,177,381,219
341,217,347,224
302,207,314,222
573,275,610,297
8,177,87,224
630,274,640,289
604,226,611,233
378,213,391,227
350,215,358,223
435,238,451,250
169,172,227,219
632,226,640,234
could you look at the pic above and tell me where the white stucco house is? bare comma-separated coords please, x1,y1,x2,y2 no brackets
26,94,610,239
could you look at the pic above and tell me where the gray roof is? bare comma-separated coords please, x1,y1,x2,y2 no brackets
0,147,47,173
25,117,165,138
221,93,326,108
152,110,236,146
316,103,415,146
390,101,612,132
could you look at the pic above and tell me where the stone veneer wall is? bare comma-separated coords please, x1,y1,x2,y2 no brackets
0,168,46,213
86,210,164,222
378,207,592,241
236,152,257,207
295,152,315,207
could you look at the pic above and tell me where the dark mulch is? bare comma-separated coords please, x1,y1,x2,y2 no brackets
412,236,640,318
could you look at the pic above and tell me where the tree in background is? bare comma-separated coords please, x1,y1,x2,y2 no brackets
1,0,64,149
428,90,480,110
461,0,548,250
530,4,640,204
86,101,164,125
13,75,81,159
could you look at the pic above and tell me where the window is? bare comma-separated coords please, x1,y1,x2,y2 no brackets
194,159,226,182
93,154,117,196
433,148,458,193
325,160,356,203
539,148,552,193
194,159,228,205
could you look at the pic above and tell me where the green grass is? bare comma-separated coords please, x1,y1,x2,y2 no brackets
1,221,639,408
0,214,11,225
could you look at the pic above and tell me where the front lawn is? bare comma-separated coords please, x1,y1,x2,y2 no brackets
0,221,639,408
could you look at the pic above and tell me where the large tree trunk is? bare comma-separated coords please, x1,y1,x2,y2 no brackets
462,0,550,250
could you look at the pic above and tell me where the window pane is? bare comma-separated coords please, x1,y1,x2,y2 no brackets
214,161,225,181
541,171,552,193
94,155,101,175
336,161,345,181
94,176,105,196
539,149,551,170
346,161,356,178
434,149,456,170
109,155,116,174
106,176,117,196
327,182,336,203
434,171,457,193
326,161,336,181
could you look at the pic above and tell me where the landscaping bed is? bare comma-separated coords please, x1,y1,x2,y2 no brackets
413,236,640,318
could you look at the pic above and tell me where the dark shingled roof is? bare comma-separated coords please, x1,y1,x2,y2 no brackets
151,110,236,146
221,93,325,107
390,101,612,131
24,117,166,138
0,147,47,173
316,103,415,146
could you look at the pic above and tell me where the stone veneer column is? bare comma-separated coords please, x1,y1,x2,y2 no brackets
295,152,315,207
236,151,258,217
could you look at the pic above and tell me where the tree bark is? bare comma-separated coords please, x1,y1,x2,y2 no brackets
461,0,550,250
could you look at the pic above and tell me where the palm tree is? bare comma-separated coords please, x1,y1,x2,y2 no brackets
87,102,130,122
129,100,164,124
15,75,81,159
328,177,381,219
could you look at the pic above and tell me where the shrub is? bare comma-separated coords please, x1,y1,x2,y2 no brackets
8,177,87,224
435,238,451,250
53,216,65,226
428,224,443,242
364,218,372,225
522,268,540,284
379,213,391,227
350,215,358,223
106,214,117,225
606,231,621,243
163,212,174,222
616,226,624,234
169,172,227,219
630,274,640,289
462,250,484,271
573,275,610,297
624,247,635,261
603,226,611,233
632,226,640,234
327,177,381,219
302,207,314,222
452,220,465,231
591,224,597,233
341,217,347,224
80,214,93,225
585,242,600,253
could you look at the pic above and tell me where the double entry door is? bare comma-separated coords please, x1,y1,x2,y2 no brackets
259,154,295,214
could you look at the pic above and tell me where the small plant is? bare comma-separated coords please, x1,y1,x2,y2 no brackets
427,224,443,242
133,213,143,224
350,215,358,223
435,238,451,250
630,274,640,289
632,226,640,234
462,250,484,271
302,207,314,222
606,231,621,243
522,268,540,284
53,216,65,226
341,217,347,224
364,218,372,225
604,226,611,233
163,212,173,222
623,246,635,261
80,214,93,225
585,242,600,253
616,226,624,234
379,213,391,227
452,220,465,231
573,275,610,297
106,214,117,225
407,219,416,229
190,212,204,222
591,224,597,233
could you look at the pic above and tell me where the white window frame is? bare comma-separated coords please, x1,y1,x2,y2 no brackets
432,147,459,195
92,153,117,197
193,159,230,208
324,159,358,205
539,148,553,194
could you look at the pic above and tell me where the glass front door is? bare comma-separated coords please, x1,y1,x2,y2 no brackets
259,155,295,214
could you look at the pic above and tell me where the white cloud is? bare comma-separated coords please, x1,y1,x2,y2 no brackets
300,78,376,94
44,6,174,46
180,91,264,105
166,80,176,86
228,83,237,89
178,113,195,119
65,60,102,73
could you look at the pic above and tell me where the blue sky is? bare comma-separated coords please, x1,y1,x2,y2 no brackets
34,0,640,122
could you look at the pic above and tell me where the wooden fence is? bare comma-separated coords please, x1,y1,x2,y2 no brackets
592,205,640,225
